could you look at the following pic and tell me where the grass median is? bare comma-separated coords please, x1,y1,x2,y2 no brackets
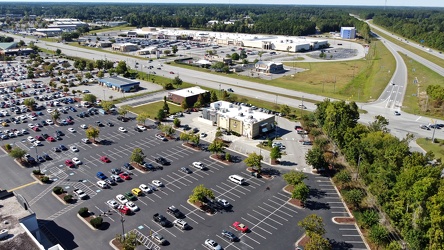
416,138,444,160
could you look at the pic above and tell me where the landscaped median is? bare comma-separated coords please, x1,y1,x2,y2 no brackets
282,170,310,209
187,184,216,215
52,186,73,204
77,207,103,231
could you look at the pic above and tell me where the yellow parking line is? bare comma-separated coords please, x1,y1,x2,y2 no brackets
7,181,39,192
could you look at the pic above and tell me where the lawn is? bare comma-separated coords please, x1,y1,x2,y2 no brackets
369,21,444,69
127,101,183,118
416,138,444,160
88,25,136,34
400,53,444,118
172,40,394,103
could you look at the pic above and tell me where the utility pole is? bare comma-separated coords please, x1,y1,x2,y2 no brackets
301,95,304,118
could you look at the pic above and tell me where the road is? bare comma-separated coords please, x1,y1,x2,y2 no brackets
4,32,444,143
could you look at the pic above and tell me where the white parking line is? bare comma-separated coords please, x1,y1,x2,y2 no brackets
249,212,281,228
180,204,205,221
257,206,288,221
241,234,262,244
215,235,243,250
241,217,272,235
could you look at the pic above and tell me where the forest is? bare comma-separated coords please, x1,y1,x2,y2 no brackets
304,100,444,249
351,7,444,51
0,3,369,38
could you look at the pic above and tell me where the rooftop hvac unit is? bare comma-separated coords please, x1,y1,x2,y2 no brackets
238,112,243,117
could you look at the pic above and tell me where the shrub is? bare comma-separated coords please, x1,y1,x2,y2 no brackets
78,207,89,217
41,176,50,183
53,186,64,194
90,217,103,228
225,153,231,162
63,194,73,202
33,169,42,175
5,144,12,151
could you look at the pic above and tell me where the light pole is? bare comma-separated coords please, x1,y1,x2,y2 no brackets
103,90,105,101
120,211,125,241
30,146,40,173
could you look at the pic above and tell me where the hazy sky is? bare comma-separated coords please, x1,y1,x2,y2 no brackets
1,0,444,7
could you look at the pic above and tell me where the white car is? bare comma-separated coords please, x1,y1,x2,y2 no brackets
139,184,153,193
82,90,90,93
80,124,87,129
68,128,76,133
205,239,222,250
137,125,146,131
217,198,231,208
27,123,35,129
14,130,22,136
97,181,108,189
192,161,205,170
27,136,35,142
70,146,79,152
46,119,54,125
200,132,207,138
152,180,163,187
21,129,28,134
33,141,42,146
155,134,167,141
107,199,119,209
118,127,127,133
125,201,139,212
72,157,82,165
47,108,54,113
116,194,128,204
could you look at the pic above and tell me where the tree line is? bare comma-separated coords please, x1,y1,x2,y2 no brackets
351,7,444,51
0,3,370,37
304,99,444,249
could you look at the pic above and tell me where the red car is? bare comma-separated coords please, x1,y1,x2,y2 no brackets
32,127,40,131
119,173,131,180
232,221,248,233
169,71,174,74
35,135,44,141
65,159,75,168
118,205,131,215
100,156,111,163
47,136,56,142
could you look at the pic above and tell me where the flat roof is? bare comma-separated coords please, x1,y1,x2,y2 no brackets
99,76,139,87
170,87,208,98
210,101,274,123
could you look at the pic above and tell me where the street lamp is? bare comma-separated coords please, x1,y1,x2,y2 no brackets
30,146,40,173
119,211,125,241
103,90,105,101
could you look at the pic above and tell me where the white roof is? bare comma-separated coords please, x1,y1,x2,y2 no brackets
196,59,211,65
170,87,208,98
210,101,274,122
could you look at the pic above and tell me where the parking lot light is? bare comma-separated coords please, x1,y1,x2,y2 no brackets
120,211,125,241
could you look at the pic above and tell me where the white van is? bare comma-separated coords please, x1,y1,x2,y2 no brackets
228,175,245,185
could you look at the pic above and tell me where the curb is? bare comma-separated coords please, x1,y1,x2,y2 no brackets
181,143,201,152
30,173,44,185
77,213,98,231
295,233,307,247
109,239,120,250
186,199,215,216
331,217,356,225
14,159,28,169
209,155,231,166
51,191,68,205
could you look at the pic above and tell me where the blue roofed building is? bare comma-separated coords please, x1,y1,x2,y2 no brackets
98,76,140,93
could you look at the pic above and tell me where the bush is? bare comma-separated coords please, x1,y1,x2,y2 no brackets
64,194,73,202
90,217,103,228
41,176,50,183
4,144,12,151
78,207,89,217
225,153,231,162
33,169,42,175
53,186,64,194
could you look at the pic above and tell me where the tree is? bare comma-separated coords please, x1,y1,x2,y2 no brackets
369,224,389,249
298,214,326,237
86,61,95,71
97,70,104,78
189,184,214,203
51,110,60,123
130,148,145,165
118,105,130,117
292,182,310,204
55,49,61,55
115,61,128,75
305,147,329,170
181,99,189,110
171,45,178,54
115,230,140,250
83,94,97,104
101,101,114,113
85,126,100,143
210,91,218,102
164,49,171,55
172,76,183,88
231,52,240,60
343,188,364,209
95,60,104,70
335,170,352,187
63,87,69,94
305,233,331,250
23,98,36,110
163,96,170,114
78,207,89,217
244,152,263,173
190,133,200,145
361,209,379,229
180,132,190,143
157,109,166,121
90,217,103,229
173,118,181,128
160,124,175,136
283,170,307,186
208,140,224,156
270,146,282,161
136,112,149,125
280,105,291,116
9,147,27,161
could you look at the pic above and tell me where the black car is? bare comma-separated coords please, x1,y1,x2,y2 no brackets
52,147,61,152
41,120,48,126
59,145,67,151
111,168,122,175
107,122,114,127
55,130,64,136
167,206,185,219
42,153,51,160
41,133,49,139
180,167,191,174
222,230,238,242
155,157,169,165
36,155,45,162
123,163,133,170
67,116,74,120
134,127,142,132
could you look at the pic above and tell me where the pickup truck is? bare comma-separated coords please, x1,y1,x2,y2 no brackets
153,213,170,227
73,189,88,200
167,206,185,219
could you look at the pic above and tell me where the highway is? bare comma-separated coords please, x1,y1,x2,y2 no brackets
3,32,444,143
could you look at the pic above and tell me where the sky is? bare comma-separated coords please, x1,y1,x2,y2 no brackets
1,0,444,8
